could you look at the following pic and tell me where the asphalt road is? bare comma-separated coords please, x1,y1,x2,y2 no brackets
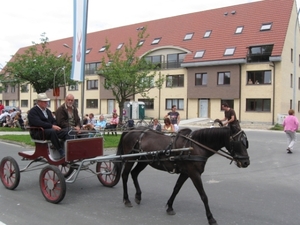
0,130,299,225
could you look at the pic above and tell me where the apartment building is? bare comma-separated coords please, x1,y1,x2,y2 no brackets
2,0,300,124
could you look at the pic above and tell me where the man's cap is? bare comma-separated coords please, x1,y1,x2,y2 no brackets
36,93,50,101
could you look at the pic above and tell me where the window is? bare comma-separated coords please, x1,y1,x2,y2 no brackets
85,62,101,75
57,53,62,58
21,84,29,93
195,73,207,85
117,43,123,50
87,80,98,90
138,99,154,109
138,40,144,46
4,85,8,93
247,70,271,85
194,50,205,58
291,48,294,62
291,74,293,88
224,47,235,56
74,99,79,108
167,53,186,69
247,45,273,62
145,55,161,69
86,99,98,108
184,33,194,40
166,75,184,87
221,100,234,110
166,99,184,110
11,86,15,93
204,30,212,38
68,83,79,91
99,46,106,52
151,38,161,45
21,100,28,107
246,99,271,112
260,23,272,31
218,72,230,85
235,26,243,34
86,48,92,54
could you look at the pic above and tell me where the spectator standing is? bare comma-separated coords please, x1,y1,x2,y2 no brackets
283,109,299,154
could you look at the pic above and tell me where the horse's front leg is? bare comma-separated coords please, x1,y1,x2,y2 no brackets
131,162,148,204
166,173,189,215
189,173,217,225
122,162,135,207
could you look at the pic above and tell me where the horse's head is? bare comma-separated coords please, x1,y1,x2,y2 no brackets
229,130,250,168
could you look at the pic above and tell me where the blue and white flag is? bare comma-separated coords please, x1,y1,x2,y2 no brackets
71,0,89,81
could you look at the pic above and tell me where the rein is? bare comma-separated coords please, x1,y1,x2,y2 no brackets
177,133,237,164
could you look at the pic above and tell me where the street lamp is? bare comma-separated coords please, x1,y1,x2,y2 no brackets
293,8,300,110
53,67,65,110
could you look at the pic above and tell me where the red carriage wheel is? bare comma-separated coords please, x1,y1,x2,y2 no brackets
0,156,20,190
39,165,66,204
96,161,120,187
57,163,74,178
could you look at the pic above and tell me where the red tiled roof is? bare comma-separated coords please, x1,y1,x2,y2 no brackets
14,0,294,65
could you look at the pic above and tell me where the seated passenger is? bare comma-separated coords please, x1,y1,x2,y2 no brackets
163,117,175,133
28,93,71,159
150,118,161,132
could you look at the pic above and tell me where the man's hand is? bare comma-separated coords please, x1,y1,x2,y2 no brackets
52,125,61,131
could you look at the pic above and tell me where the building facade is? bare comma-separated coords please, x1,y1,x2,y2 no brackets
2,0,300,124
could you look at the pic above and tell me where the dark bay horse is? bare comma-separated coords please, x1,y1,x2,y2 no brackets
115,127,250,225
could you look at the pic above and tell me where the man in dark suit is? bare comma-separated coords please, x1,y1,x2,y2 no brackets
28,93,71,159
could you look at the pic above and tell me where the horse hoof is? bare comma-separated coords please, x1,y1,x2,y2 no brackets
208,218,217,225
135,198,141,205
124,200,133,207
166,208,176,215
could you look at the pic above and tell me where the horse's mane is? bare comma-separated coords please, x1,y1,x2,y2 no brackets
191,127,231,149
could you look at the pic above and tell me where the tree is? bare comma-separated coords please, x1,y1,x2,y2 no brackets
1,33,74,93
98,27,164,124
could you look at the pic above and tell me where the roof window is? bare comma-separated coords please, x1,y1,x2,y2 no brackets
204,30,212,38
224,47,235,56
117,43,123,50
99,46,106,52
151,38,161,45
260,23,272,31
184,33,194,40
86,48,92,54
235,26,243,34
138,40,145,46
194,50,205,58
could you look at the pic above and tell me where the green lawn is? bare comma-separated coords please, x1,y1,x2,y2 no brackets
0,134,121,148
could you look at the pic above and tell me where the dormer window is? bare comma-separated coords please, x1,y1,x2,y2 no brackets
184,33,194,40
235,26,244,34
194,50,205,58
99,46,106,52
117,43,123,50
260,23,272,31
204,30,212,38
151,38,161,45
224,47,235,56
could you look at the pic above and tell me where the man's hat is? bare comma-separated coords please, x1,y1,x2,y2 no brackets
36,93,50,101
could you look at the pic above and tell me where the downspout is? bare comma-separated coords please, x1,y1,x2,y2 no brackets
239,64,242,122
270,61,275,125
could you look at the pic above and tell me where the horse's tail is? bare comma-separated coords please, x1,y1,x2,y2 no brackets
113,131,127,175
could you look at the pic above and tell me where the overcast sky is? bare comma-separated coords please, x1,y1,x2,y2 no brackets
1,0,298,69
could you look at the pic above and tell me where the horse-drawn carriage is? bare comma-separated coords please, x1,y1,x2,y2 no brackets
0,125,250,225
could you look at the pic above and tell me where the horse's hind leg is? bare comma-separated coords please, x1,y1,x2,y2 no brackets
189,174,217,225
122,162,135,207
130,162,148,204
166,173,189,215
